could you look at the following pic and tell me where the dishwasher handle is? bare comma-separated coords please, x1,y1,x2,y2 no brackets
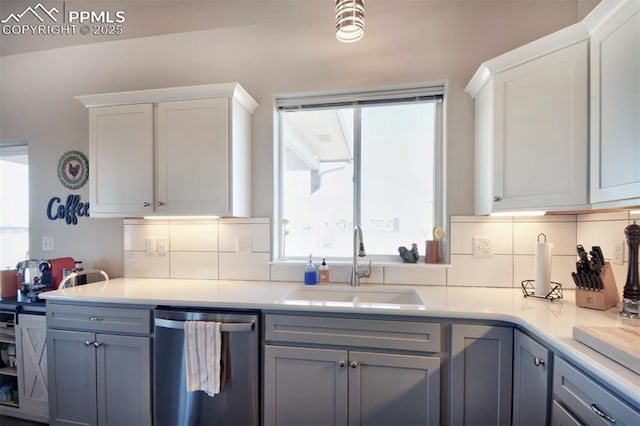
155,317,255,333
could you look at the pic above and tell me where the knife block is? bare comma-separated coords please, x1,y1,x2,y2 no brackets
575,262,619,310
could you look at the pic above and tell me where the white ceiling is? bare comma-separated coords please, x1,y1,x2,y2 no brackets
0,0,599,57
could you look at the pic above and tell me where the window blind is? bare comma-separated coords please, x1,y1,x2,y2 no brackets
276,84,444,111
0,143,27,158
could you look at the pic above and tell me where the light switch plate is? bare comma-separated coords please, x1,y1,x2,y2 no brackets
42,236,55,251
145,237,156,254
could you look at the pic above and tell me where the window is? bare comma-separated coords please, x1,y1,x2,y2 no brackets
0,144,29,268
276,85,444,260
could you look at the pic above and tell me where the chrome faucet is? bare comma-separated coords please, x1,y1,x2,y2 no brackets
352,225,372,286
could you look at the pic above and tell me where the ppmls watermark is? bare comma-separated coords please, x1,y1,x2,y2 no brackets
1,2,126,36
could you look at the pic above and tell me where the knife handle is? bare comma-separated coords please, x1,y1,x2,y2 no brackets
592,246,605,265
578,272,587,289
595,274,604,291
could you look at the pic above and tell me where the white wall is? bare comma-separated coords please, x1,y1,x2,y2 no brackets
0,1,586,277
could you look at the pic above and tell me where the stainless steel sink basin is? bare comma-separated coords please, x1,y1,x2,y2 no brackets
283,286,424,307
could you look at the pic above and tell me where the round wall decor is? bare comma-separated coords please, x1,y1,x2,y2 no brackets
58,150,89,190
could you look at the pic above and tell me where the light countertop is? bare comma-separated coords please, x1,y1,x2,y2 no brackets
40,278,640,409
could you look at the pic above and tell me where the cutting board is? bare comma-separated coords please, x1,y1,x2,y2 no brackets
573,326,640,374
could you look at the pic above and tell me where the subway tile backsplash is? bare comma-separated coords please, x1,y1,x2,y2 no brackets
124,218,270,280
123,212,636,289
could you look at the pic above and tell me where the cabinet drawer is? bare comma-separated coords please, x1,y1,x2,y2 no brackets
265,314,441,353
553,357,640,425
551,400,582,426
47,303,151,335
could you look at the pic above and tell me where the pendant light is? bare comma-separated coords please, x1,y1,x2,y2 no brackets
335,0,364,43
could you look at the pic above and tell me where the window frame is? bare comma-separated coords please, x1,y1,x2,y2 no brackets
274,84,446,263
0,142,29,268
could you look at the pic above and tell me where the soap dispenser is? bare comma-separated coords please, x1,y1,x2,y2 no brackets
319,258,330,283
304,255,317,285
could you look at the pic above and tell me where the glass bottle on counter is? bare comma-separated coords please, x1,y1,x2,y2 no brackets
304,255,317,285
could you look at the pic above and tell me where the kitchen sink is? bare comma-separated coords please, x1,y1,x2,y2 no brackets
283,286,424,307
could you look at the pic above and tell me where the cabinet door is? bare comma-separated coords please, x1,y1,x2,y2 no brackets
89,104,154,216
491,41,588,212
512,330,552,426
95,334,151,426
450,324,513,426
47,330,97,426
156,98,231,215
264,345,348,426
16,314,48,418
590,1,640,205
348,351,440,426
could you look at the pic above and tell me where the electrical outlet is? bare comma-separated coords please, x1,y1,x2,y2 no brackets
156,238,167,255
145,237,156,254
613,240,624,265
42,236,55,251
473,236,494,258
236,236,253,254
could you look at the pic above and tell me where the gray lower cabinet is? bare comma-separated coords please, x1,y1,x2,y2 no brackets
15,313,49,421
512,329,552,426
263,314,441,426
46,303,152,426
552,356,640,425
264,345,347,425
450,324,513,426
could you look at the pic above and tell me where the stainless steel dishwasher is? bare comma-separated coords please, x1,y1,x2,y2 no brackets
154,308,260,426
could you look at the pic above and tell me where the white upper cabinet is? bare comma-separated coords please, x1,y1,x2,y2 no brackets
467,0,640,214
155,98,230,215
587,0,640,207
466,27,590,215
89,104,154,217
77,83,258,217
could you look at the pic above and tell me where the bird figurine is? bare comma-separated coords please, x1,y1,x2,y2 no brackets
398,243,420,263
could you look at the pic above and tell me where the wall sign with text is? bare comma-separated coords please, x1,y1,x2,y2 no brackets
47,150,90,225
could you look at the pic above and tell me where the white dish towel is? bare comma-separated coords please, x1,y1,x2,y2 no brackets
184,320,222,397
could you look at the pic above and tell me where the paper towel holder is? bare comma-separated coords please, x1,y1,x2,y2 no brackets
521,280,563,301
521,233,563,301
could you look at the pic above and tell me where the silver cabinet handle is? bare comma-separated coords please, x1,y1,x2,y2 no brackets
591,404,616,423
157,201,166,207
93,341,103,348
89,316,104,321
338,360,346,368
350,361,358,369
534,357,545,367
84,340,93,347
494,196,502,202
143,202,151,207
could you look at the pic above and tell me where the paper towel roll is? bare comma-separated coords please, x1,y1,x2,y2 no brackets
534,242,553,296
